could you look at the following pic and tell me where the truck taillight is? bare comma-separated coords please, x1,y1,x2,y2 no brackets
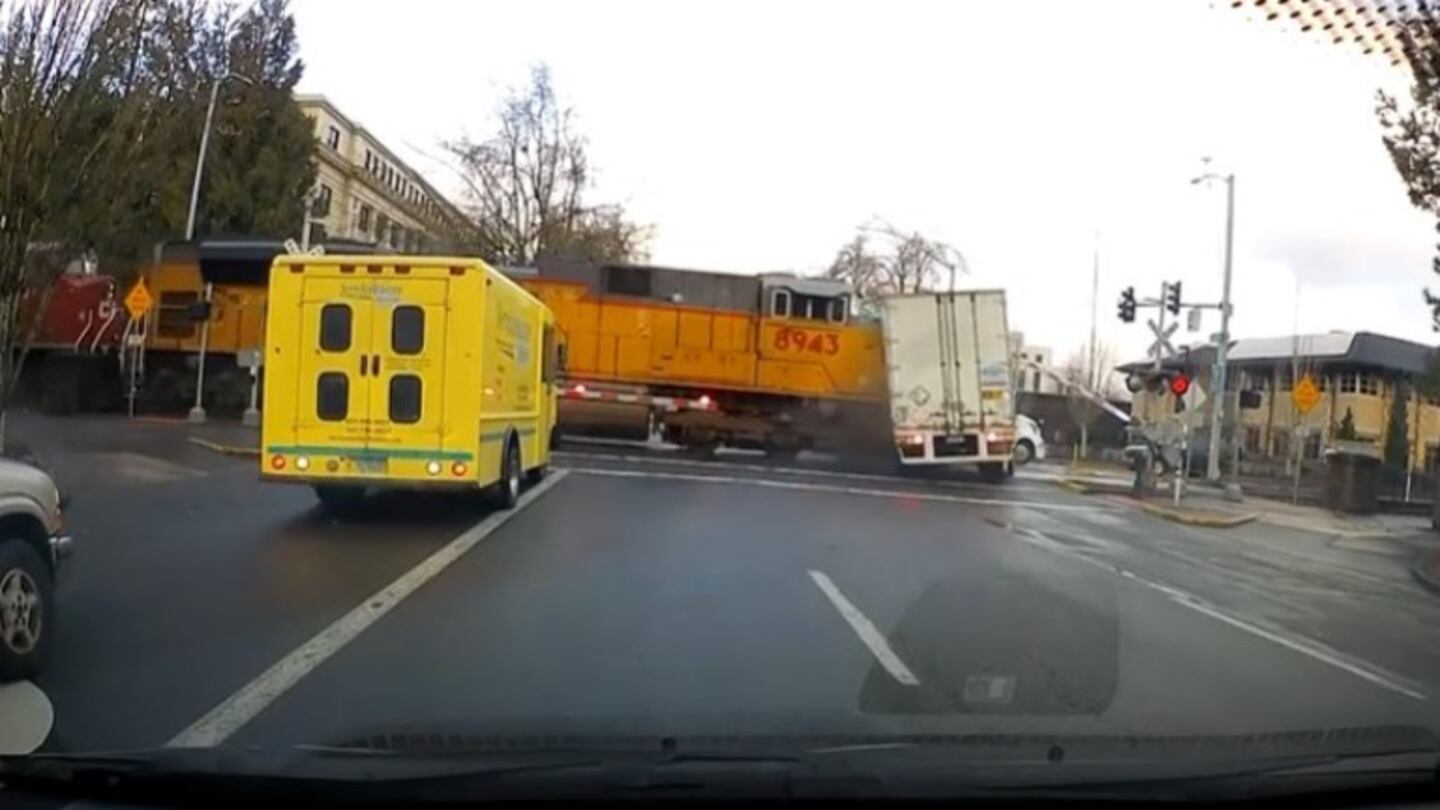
270,454,287,471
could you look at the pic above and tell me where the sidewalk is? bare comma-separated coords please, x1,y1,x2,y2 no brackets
1056,463,1434,540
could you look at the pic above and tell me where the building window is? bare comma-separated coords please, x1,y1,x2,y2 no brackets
313,184,332,217
1427,443,1440,471
1271,430,1290,459
306,222,327,245
1303,431,1323,460
357,203,372,233
390,226,404,249
1340,373,1357,393
364,150,373,172
376,213,390,242
1315,374,1328,392
1358,374,1379,395
325,125,340,150
1244,426,1262,454
1279,370,1293,391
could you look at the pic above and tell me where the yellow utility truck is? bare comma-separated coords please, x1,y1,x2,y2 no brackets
261,255,558,513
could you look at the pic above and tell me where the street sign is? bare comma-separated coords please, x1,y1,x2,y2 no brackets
123,279,152,320
1293,374,1321,414
1187,307,1201,332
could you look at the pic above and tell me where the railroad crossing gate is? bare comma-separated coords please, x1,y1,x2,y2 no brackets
124,279,152,321
1293,374,1320,414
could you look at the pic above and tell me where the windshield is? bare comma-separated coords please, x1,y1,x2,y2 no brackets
4,0,1440,802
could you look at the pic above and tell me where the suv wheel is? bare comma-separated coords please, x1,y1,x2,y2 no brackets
0,538,52,681
1013,439,1034,465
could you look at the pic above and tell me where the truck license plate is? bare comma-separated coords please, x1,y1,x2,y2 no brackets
355,457,388,474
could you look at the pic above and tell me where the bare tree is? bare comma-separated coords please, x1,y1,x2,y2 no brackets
447,65,649,265
1059,342,1119,460
823,221,965,297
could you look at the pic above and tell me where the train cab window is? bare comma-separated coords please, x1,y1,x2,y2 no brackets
319,304,351,352
781,292,840,322
316,372,348,421
389,375,422,423
157,290,200,338
771,289,792,317
604,266,652,297
392,306,424,354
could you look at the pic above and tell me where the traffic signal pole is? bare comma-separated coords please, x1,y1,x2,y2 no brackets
1205,174,1236,483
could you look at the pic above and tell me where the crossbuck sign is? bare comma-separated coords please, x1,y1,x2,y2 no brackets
1146,318,1178,364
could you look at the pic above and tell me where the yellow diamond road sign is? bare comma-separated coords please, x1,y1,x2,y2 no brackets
124,279,152,320
1293,374,1320,415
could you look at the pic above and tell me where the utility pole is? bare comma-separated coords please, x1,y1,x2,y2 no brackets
1192,164,1236,483
1083,234,1100,460
185,72,252,424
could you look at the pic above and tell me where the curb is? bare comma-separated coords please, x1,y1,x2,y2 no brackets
1055,478,1134,497
187,437,260,458
1412,550,1440,597
1137,501,1258,528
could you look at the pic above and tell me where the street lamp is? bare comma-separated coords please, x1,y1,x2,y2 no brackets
1191,160,1236,484
186,72,253,424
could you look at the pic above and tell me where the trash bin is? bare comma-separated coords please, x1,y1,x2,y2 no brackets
1324,442,1381,514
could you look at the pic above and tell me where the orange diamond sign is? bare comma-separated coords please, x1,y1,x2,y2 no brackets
123,279,152,320
1293,374,1320,414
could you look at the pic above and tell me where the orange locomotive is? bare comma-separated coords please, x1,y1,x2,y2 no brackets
515,257,892,456
38,242,895,457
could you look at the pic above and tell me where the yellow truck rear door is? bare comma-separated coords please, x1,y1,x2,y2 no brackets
295,276,372,451
366,278,449,453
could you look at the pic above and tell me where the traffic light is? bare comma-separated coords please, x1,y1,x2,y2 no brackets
1117,286,1136,323
1170,371,1190,412
1165,281,1182,315
1169,371,1190,397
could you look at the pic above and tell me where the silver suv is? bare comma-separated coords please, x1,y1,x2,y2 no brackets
0,458,71,681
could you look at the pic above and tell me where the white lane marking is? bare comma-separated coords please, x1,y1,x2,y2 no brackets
568,466,1113,512
1008,526,1428,702
808,570,921,686
553,449,1053,493
166,471,570,748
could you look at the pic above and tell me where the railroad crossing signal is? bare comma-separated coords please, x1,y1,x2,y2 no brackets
1292,374,1321,414
124,279,152,320
1117,286,1137,323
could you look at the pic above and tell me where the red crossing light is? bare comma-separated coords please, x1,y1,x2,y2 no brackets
1169,372,1191,397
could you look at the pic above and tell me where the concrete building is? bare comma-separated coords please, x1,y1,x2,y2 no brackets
1123,331,1440,474
1008,331,1062,395
296,95,470,252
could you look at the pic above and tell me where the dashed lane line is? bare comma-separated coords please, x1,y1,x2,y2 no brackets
165,471,571,748
566,466,1117,512
808,570,921,686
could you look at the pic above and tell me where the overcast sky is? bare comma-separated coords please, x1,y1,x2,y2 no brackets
292,0,1434,365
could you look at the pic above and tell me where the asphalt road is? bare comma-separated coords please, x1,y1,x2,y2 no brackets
11,412,1440,755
